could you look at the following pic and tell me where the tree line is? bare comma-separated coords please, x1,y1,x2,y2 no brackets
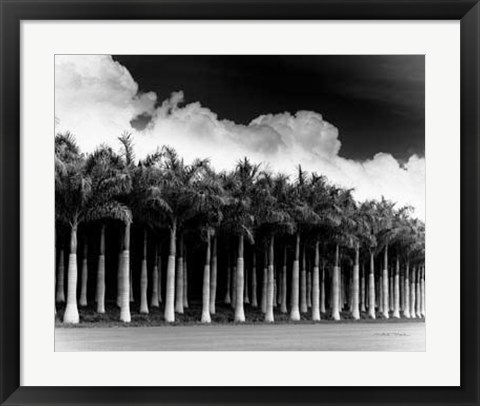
55,131,425,324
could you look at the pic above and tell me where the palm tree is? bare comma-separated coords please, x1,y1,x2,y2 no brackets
375,197,398,319
144,146,207,322
189,163,225,323
222,158,258,322
55,133,98,324
287,167,320,321
254,172,294,322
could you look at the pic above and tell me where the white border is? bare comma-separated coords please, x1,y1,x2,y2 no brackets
21,21,460,386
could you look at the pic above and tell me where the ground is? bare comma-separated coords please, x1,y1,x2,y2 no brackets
55,303,425,351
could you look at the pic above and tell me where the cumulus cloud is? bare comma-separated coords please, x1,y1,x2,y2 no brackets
55,55,425,220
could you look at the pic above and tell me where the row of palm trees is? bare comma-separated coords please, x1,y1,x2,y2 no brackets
55,131,425,324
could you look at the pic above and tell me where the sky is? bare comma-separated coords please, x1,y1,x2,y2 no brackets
54,55,425,220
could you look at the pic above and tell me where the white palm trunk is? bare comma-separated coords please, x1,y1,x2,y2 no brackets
64,224,80,324
265,236,275,322
244,261,250,304
332,244,341,321
151,263,159,308
261,249,267,313
312,241,321,321
300,248,307,313
251,252,258,307
157,246,162,304
378,274,383,314
360,263,366,313
382,244,389,319
183,249,189,309
201,230,212,323
351,243,360,320
403,261,410,318
175,234,184,314
79,240,88,307
232,265,237,309
416,266,421,317
368,252,376,319
420,265,426,317
320,264,326,314
116,246,122,307
272,271,277,308
119,222,131,323
140,230,149,314
389,272,394,311
95,225,106,313
400,272,405,312
209,235,217,314
150,240,159,308
280,246,288,313
234,234,245,322
164,223,176,323
410,266,416,319
290,233,301,321
393,257,400,318
56,248,65,303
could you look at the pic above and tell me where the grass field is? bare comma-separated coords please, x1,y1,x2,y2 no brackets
55,302,425,351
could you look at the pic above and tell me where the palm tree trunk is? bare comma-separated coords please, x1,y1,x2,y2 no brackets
400,270,405,312
244,260,250,304
261,248,267,313
393,256,400,318
351,243,360,320
116,248,122,308
332,244,341,321
96,225,106,314
307,270,312,308
234,234,245,322
273,270,277,308
410,266,416,318
232,264,237,309
183,247,189,309
224,258,231,304
300,246,307,313
157,243,162,304
390,270,394,311
280,246,288,313
265,236,275,322
403,260,410,318
209,234,217,314
290,233,301,321
151,240,159,308
360,263,366,313
382,243,389,319
140,230,149,314
120,222,131,322
201,230,212,323
175,233,184,314
416,266,421,317
56,248,65,303
79,239,88,307
129,271,134,303
421,265,426,317
320,263,326,314
368,251,376,319
164,222,177,323
64,223,80,323
251,251,258,307
312,241,321,321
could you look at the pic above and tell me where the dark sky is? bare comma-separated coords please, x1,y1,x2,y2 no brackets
113,55,424,162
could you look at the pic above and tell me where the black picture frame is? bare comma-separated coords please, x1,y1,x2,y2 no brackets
0,1,478,405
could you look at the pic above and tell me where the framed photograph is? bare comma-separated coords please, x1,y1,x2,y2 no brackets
0,0,478,405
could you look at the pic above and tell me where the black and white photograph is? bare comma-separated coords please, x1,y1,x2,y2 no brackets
54,54,425,352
